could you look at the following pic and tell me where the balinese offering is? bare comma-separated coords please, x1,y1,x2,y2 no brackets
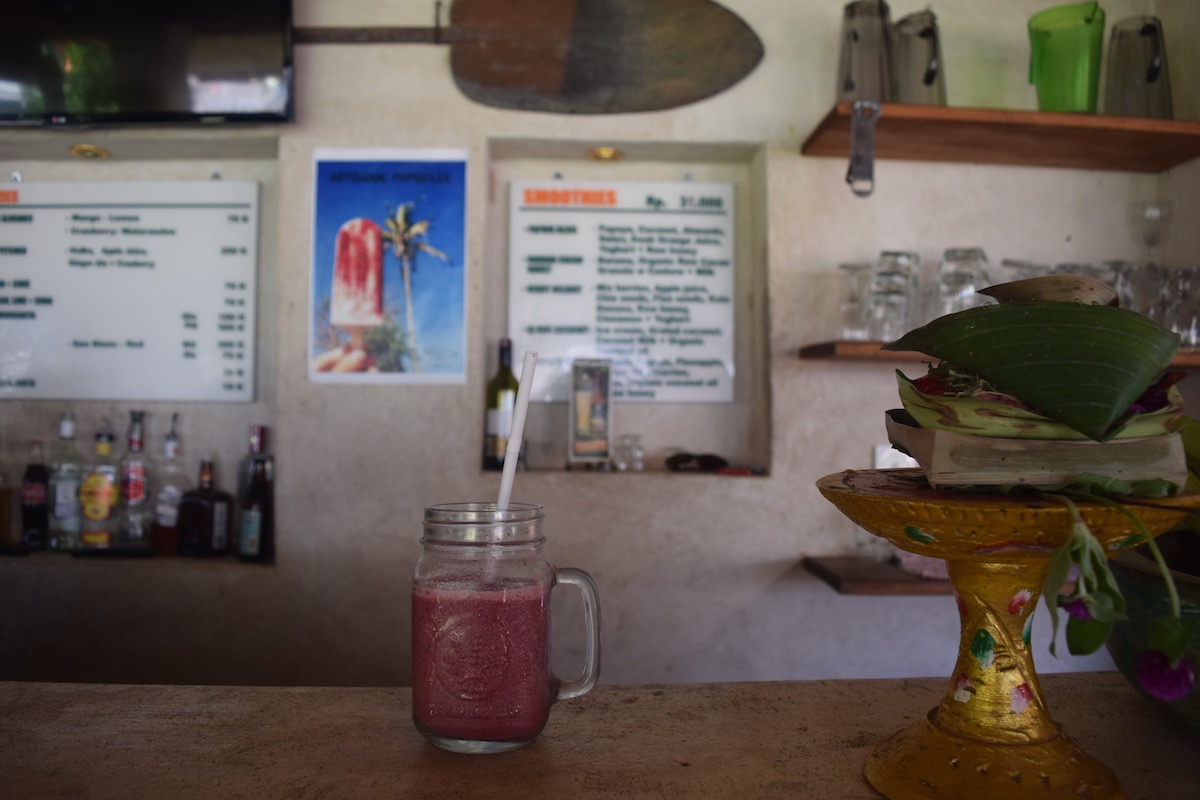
818,274,1199,800
884,275,1194,666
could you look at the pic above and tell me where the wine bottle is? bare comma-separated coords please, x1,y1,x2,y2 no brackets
482,338,520,471
237,457,274,563
236,425,272,504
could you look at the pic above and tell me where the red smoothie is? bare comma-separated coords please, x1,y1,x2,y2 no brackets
412,582,554,743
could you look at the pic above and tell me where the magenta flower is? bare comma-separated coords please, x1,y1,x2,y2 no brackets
1062,598,1092,621
1137,651,1197,702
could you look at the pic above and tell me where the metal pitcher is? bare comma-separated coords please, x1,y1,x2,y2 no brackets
837,0,893,103
893,9,946,105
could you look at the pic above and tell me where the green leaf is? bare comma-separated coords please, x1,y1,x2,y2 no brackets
1043,536,1075,658
1066,616,1112,656
1130,478,1179,499
883,301,1179,441
1073,473,1132,496
1149,618,1199,664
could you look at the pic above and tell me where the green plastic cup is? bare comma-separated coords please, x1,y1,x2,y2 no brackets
1028,2,1106,113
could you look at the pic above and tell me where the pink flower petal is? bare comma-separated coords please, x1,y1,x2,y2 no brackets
1008,589,1033,616
1010,683,1033,714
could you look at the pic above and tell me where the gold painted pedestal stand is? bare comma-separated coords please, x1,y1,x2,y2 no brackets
818,469,1200,800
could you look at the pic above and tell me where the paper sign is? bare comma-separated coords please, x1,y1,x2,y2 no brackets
309,148,467,384
0,180,258,402
509,180,735,403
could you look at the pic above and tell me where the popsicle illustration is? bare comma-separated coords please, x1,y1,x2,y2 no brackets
331,217,384,330
313,217,384,373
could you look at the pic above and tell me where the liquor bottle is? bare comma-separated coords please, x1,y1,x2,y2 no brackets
115,410,152,555
176,457,233,557
20,440,49,549
150,414,185,555
47,411,84,551
237,458,274,563
482,338,520,470
78,427,119,552
0,469,17,555
236,424,273,503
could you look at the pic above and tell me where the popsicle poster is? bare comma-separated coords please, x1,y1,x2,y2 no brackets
309,148,467,384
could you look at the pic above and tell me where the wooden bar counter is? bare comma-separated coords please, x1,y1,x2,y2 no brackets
2,674,1195,799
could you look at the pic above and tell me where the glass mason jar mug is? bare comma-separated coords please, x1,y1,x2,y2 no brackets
411,502,601,753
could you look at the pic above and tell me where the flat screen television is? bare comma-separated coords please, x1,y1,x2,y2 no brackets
0,1,294,127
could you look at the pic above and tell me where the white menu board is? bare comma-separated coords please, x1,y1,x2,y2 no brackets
509,180,734,404
0,181,258,402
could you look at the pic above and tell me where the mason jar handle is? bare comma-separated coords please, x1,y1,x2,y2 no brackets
552,567,602,701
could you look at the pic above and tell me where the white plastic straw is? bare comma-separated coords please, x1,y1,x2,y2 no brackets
496,350,538,510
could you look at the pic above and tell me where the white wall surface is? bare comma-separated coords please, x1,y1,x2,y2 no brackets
1,0,1196,686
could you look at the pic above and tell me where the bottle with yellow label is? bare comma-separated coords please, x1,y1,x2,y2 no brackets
78,428,119,552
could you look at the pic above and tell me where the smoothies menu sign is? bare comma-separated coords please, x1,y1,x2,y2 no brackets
0,181,258,401
509,180,735,404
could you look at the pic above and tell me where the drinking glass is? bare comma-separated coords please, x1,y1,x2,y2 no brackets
613,434,645,472
998,259,1051,281
1162,267,1200,347
932,248,992,320
867,251,919,342
838,262,875,340
412,502,601,753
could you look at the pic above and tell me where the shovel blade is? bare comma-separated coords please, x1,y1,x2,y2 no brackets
449,0,764,113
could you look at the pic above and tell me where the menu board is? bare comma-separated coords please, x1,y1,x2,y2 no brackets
509,180,734,403
0,181,258,402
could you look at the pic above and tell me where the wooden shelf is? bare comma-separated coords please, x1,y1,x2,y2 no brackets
799,340,927,362
801,103,1200,173
802,556,952,596
800,340,1200,368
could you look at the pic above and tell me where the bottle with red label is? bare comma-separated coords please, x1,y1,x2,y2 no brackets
151,413,185,555
115,410,152,556
20,440,49,550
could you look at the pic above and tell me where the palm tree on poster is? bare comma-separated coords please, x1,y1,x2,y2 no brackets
381,201,447,372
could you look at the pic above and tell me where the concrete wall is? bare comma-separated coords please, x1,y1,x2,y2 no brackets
1,0,1196,686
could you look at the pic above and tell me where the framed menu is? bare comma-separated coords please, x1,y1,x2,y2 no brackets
0,180,259,402
509,179,735,404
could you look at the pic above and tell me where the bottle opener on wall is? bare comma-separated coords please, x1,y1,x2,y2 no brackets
294,0,764,114
846,100,881,197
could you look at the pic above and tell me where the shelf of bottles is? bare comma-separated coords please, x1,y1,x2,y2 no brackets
2,414,274,563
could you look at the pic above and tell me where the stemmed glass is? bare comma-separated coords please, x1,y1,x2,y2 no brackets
1131,200,1172,268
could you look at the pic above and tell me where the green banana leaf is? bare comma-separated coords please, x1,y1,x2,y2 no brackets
883,301,1179,441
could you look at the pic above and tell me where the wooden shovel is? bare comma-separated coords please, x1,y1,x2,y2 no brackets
295,0,764,114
